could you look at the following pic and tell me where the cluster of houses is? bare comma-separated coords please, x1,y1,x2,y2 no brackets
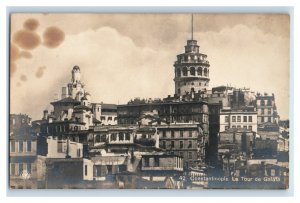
9,36,289,189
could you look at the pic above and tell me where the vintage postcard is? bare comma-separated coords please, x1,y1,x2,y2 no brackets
9,13,289,189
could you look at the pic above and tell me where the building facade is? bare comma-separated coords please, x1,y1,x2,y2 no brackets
157,124,205,167
92,103,117,126
256,93,278,125
9,114,46,189
219,108,258,133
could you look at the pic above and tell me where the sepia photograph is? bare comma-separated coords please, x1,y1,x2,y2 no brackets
9,13,290,189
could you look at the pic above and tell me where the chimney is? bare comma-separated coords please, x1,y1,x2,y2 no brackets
43,110,48,120
61,87,68,99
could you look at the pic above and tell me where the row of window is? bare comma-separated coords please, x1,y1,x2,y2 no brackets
161,140,194,149
11,117,28,125
260,108,272,115
42,125,70,134
91,133,132,143
258,99,272,106
225,125,253,130
94,165,127,177
143,156,183,168
158,106,208,115
178,53,206,61
10,163,32,176
179,81,208,87
180,151,193,159
10,140,32,153
177,67,209,77
110,133,131,142
95,134,107,143
259,116,273,123
100,116,117,121
161,130,195,138
225,115,253,123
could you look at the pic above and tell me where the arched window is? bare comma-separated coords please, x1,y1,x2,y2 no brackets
197,67,202,76
100,134,106,142
182,67,188,76
204,68,207,76
190,67,195,76
96,134,101,143
111,133,117,141
177,68,181,77
119,132,124,141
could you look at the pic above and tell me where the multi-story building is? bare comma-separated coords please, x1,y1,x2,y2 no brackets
9,133,42,189
157,124,205,167
10,114,31,135
219,107,258,133
9,114,46,189
218,128,256,156
207,86,232,165
256,93,279,124
92,103,117,126
118,95,209,126
117,99,208,165
45,158,93,189
139,153,184,189
46,137,83,158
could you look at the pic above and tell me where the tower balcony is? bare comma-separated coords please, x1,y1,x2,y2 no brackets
173,76,210,82
174,60,210,66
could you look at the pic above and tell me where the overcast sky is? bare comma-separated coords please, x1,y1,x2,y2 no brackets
10,13,290,120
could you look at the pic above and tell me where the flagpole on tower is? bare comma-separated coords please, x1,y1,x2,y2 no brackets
191,13,194,40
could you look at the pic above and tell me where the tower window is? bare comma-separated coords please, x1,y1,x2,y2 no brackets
182,67,187,76
197,67,202,76
204,68,208,76
190,67,195,76
177,69,181,77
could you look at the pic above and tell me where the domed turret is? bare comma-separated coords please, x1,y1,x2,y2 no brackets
72,65,81,83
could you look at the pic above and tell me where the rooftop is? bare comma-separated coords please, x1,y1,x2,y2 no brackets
51,97,80,105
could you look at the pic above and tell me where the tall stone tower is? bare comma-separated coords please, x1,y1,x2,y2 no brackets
174,15,210,96
61,65,86,101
